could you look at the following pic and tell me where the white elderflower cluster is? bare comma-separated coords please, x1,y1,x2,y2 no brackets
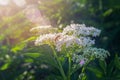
73,54,88,66
35,33,95,51
55,35,95,51
34,24,99,52
34,23,109,65
83,47,110,60
35,33,57,45
72,47,109,66
63,24,101,37
75,37,95,47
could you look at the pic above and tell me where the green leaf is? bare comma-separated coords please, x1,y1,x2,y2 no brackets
114,54,120,70
24,58,34,63
23,36,36,43
107,60,114,76
99,60,106,73
0,63,10,70
11,43,26,53
103,9,113,17
87,67,103,78
24,53,41,58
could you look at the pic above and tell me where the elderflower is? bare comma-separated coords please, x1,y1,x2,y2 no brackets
83,47,110,60
72,54,88,66
63,24,101,37
72,48,109,67
35,33,57,45
34,23,109,65
54,35,95,51
35,32,95,51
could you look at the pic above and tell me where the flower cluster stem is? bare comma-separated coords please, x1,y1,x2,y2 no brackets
50,45,66,80
68,55,71,80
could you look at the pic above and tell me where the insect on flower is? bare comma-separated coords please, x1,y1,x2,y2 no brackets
54,35,61,42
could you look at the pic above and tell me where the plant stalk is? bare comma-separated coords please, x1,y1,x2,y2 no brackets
50,45,67,80
68,54,71,80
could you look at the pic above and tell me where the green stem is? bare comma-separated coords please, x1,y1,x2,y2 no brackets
81,67,87,80
68,55,71,80
82,67,85,73
71,65,81,76
50,45,66,80
81,58,94,80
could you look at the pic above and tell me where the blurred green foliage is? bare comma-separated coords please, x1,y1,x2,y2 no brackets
86,54,120,80
0,0,120,80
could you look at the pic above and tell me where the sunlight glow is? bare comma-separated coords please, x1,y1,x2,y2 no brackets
24,5,42,23
0,0,10,6
13,0,26,7
0,0,26,7
30,25,52,32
